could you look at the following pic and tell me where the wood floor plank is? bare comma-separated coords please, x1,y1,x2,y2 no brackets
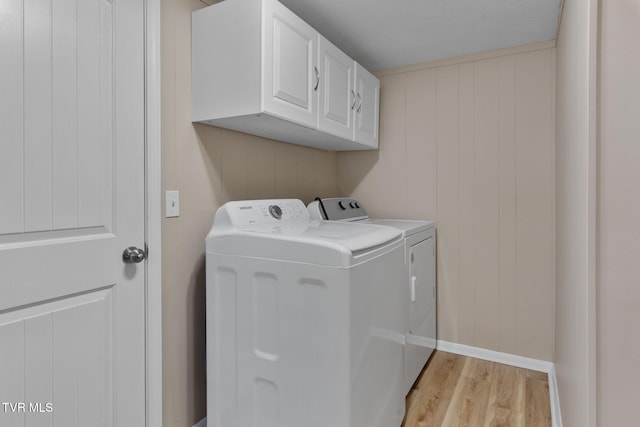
524,369,551,427
403,351,551,427
403,351,467,427
440,358,495,426
482,364,526,427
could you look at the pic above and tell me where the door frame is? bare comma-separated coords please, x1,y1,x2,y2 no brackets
145,0,163,425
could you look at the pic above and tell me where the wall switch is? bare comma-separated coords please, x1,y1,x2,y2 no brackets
166,191,180,218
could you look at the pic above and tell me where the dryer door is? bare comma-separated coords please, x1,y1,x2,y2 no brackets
409,237,435,335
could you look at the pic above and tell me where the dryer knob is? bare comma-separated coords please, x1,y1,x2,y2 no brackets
354,201,360,209
338,200,347,210
349,201,356,209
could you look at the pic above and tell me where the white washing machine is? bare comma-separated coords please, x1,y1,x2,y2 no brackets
206,199,407,427
308,197,437,394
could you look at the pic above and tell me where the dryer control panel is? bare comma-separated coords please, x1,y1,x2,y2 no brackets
308,197,368,221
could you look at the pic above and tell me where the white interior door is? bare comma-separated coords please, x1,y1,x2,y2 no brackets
0,0,146,425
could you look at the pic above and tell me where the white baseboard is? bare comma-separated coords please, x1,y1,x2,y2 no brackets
193,417,207,427
436,340,553,372
436,340,562,427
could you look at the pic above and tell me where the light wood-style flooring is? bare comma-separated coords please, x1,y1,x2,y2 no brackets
403,351,551,427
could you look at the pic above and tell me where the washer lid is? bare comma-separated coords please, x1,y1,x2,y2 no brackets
207,199,403,266
242,220,401,251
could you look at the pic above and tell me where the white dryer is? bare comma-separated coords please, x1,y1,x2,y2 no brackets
308,197,437,394
206,199,407,427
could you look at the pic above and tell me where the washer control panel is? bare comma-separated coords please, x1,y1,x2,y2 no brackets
268,205,283,219
222,199,309,227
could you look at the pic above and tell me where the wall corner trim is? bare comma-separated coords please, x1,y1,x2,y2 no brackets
436,340,562,427
548,363,564,427
193,417,207,427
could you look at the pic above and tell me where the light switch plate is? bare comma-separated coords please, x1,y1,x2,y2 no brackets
166,191,180,218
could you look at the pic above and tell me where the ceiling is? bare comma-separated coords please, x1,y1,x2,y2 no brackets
279,0,563,71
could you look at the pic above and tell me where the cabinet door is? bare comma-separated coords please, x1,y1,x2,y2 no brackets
262,0,318,129
318,36,354,140
409,237,435,335
354,63,380,148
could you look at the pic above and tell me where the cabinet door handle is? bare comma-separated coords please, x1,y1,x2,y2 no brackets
356,92,362,112
314,66,319,91
351,90,357,109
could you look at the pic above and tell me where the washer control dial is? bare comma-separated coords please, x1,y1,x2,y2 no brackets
268,205,283,220
338,200,347,210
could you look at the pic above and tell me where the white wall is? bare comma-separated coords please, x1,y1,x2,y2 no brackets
554,0,598,425
598,0,640,424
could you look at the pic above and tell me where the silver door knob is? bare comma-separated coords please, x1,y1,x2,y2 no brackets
123,246,146,264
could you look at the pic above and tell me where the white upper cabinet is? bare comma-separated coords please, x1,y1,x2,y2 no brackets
262,0,318,128
192,0,379,151
318,36,354,141
354,63,380,148
317,38,380,148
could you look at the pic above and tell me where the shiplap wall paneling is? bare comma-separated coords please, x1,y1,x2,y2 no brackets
497,55,518,355
376,73,406,216
213,128,339,204
458,61,476,347
434,65,460,344
247,138,276,200
340,73,406,217
473,58,501,352
337,48,555,360
514,50,555,360
405,69,437,221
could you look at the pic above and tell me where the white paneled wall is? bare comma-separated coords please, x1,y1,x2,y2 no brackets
0,0,113,235
338,47,555,360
